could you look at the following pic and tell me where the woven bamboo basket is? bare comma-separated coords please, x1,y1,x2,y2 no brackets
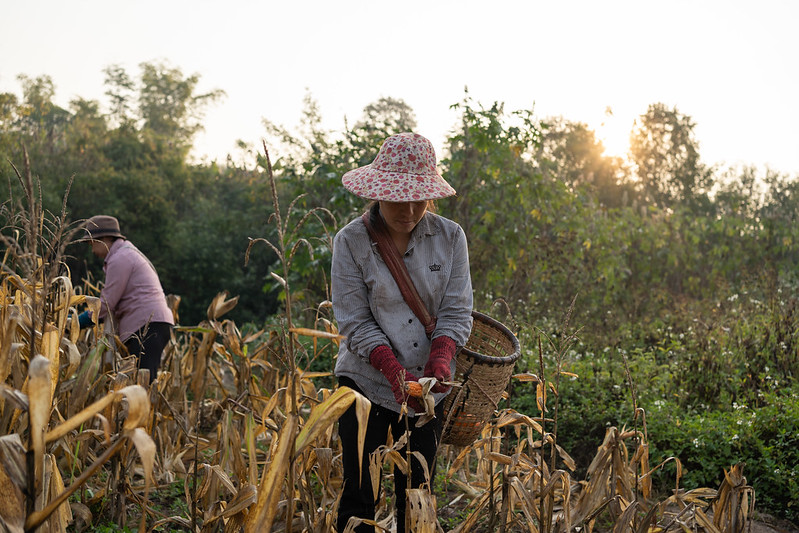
441,311,520,447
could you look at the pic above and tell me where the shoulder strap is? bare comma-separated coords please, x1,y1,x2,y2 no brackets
361,209,437,338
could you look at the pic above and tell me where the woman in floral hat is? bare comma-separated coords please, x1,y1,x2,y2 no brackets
332,133,473,532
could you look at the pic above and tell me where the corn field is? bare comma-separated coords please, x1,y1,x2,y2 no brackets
0,152,756,532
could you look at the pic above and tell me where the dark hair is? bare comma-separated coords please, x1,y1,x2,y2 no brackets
365,199,437,215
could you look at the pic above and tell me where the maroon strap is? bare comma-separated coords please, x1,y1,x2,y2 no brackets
362,211,437,338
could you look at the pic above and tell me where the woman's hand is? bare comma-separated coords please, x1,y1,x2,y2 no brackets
424,336,456,393
369,345,425,412
78,310,94,329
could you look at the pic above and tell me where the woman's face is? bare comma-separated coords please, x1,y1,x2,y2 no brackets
379,200,429,237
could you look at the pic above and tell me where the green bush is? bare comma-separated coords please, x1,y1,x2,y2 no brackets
645,389,799,522
511,316,799,523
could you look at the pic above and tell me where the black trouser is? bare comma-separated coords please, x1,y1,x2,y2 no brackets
124,322,172,384
336,376,444,533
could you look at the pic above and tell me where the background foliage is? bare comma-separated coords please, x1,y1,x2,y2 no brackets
2,64,798,523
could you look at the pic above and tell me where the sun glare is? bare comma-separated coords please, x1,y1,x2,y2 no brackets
592,110,634,161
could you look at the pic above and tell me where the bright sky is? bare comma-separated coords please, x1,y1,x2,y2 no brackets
2,0,798,175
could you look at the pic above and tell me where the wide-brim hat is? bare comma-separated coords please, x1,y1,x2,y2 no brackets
342,132,456,202
82,215,125,240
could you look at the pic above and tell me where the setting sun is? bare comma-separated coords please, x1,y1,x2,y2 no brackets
591,108,635,162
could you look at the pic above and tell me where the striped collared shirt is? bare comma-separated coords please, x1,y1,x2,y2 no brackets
332,211,473,414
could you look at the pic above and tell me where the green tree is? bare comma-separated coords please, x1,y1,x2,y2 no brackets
0,92,20,176
259,95,405,308
103,65,136,128
630,103,714,210
0,92,18,128
441,95,561,311
14,75,70,143
2,75,74,209
353,96,418,139
264,92,421,221
137,61,226,157
535,117,631,208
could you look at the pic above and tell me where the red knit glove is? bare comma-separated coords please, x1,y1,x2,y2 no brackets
369,345,424,412
424,336,457,393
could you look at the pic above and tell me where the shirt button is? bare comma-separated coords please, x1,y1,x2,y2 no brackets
408,319,413,324
413,343,418,347
417,367,423,372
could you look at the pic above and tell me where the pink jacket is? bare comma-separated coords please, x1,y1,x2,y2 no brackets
98,239,174,341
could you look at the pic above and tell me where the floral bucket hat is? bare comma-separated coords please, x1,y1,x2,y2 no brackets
342,132,456,201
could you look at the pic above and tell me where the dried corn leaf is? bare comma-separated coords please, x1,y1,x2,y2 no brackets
512,372,540,383
60,337,81,379
301,371,332,379
446,445,472,478
507,477,540,531
496,410,544,434
68,294,88,308
486,452,513,465
45,453,73,532
555,443,577,471
383,448,408,476
221,483,257,518
341,516,383,533
369,447,383,502
294,386,360,458
28,355,51,498
69,502,92,531
245,413,298,532
409,450,432,487
682,487,717,503
612,499,639,533
0,434,26,492
68,340,106,417
41,328,60,399
269,272,286,288
696,508,722,533
0,443,25,533
405,488,438,533
536,381,547,412
449,489,491,532
128,427,156,487
0,384,28,411
207,292,240,321
415,377,437,427
289,327,346,341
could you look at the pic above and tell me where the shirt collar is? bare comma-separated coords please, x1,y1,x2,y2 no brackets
406,212,439,251
415,212,438,237
104,238,127,264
